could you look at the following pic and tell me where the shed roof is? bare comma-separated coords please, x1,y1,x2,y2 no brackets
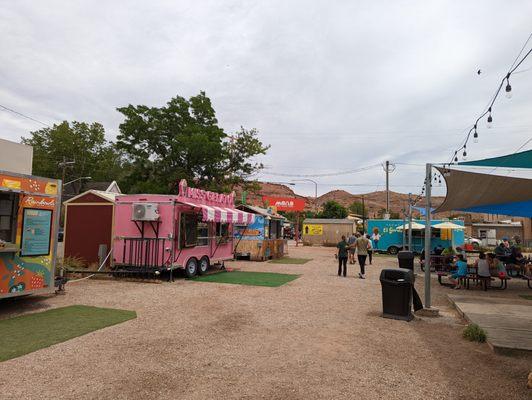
64,189,119,204
303,218,354,224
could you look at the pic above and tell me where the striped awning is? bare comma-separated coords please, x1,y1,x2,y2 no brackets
179,202,255,224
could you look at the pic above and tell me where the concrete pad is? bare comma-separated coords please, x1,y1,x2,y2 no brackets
448,294,532,355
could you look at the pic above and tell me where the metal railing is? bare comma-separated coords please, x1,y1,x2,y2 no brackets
121,238,167,270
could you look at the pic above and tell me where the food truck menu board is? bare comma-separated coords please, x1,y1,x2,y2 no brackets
21,208,53,256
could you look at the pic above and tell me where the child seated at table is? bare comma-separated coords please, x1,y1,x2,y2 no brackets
449,254,468,289
487,253,507,278
474,252,491,278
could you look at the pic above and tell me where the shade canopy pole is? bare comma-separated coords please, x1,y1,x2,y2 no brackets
424,163,432,308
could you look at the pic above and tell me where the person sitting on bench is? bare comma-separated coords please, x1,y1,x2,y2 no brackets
487,253,507,278
448,254,468,289
474,251,491,288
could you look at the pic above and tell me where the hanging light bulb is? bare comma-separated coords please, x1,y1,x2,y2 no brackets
462,149,467,159
438,177,442,184
487,107,493,128
454,155,458,162
505,74,512,99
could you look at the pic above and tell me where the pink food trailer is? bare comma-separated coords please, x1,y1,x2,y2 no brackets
113,179,255,279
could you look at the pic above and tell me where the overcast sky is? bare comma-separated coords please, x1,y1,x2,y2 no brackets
1,1,531,197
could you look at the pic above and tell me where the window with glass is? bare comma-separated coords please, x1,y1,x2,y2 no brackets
0,193,18,243
180,213,198,248
215,222,230,243
197,222,209,246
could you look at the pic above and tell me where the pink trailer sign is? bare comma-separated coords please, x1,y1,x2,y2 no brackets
113,180,254,279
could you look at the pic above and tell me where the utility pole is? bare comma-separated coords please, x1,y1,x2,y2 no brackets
58,157,75,190
408,193,413,251
361,195,366,232
424,164,432,309
383,161,395,219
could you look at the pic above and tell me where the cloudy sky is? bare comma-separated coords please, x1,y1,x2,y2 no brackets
1,1,531,197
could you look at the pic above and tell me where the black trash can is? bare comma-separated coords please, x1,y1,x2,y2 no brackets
379,268,414,321
397,251,414,270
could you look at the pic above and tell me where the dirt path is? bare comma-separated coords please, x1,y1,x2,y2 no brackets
0,245,530,399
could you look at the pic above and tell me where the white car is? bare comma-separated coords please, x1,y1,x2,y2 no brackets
464,235,482,250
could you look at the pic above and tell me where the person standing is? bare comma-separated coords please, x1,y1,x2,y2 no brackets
366,234,373,265
371,230,380,251
347,232,357,264
337,235,348,277
355,233,370,279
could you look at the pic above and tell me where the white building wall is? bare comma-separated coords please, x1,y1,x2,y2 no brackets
0,138,33,174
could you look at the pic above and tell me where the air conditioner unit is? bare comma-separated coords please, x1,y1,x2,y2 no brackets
132,203,159,221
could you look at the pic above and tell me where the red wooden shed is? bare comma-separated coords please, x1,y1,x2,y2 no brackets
63,189,119,267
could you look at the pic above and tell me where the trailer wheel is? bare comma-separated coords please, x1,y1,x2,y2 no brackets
198,256,209,275
185,258,198,278
388,246,399,255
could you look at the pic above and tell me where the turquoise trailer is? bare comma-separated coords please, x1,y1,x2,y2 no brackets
367,219,465,255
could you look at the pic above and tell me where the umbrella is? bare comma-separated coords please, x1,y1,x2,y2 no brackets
396,222,425,230
432,222,465,230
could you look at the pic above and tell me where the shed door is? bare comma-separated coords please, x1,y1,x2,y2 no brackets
65,205,113,266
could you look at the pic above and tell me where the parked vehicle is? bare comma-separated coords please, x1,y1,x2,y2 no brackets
464,235,481,249
367,219,465,255
112,179,255,278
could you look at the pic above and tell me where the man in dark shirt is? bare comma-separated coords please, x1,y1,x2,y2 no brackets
337,235,348,277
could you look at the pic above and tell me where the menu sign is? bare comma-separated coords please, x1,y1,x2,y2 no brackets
21,208,53,256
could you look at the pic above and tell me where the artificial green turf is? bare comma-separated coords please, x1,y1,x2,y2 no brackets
268,257,312,265
193,271,299,287
519,294,532,301
0,305,136,362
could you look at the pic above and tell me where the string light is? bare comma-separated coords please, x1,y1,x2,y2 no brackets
448,33,532,164
505,73,512,99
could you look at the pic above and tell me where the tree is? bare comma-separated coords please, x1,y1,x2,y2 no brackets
21,121,124,185
116,92,269,194
318,201,348,219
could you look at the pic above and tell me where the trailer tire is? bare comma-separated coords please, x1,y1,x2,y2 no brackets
198,256,209,275
387,246,399,255
185,258,198,278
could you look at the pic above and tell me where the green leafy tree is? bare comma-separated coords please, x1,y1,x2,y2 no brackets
116,92,269,194
21,121,124,184
318,201,348,219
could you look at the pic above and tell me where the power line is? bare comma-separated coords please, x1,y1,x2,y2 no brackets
514,137,532,153
260,163,380,178
0,104,50,127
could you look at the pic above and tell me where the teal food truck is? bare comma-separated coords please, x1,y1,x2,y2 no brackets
367,219,465,255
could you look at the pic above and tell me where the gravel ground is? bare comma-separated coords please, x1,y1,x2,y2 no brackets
0,244,530,400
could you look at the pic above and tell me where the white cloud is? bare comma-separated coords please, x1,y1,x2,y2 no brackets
1,0,531,196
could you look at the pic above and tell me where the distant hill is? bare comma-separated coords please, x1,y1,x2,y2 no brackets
235,182,447,217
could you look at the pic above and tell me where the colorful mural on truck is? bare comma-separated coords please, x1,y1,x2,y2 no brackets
0,172,60,297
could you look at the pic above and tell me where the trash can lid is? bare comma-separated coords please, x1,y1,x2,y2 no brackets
397,251,414,259
380,268,413,282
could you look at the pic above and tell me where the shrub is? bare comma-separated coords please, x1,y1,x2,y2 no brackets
463,324,487,343
60,256,86,272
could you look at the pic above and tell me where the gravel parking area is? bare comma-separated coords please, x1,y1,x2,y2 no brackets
0,245,530,399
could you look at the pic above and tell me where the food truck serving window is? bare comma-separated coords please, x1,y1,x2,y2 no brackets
180,213,198,248
197,222,209,246
0,192,19,243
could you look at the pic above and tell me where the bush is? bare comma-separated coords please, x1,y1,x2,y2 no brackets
463,324,487,343
60,256,86,272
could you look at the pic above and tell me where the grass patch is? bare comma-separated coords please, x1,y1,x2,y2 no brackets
269,257,311,265
0,305,136,362
463,323,487,343
193,271,299,287
519,294,532,301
